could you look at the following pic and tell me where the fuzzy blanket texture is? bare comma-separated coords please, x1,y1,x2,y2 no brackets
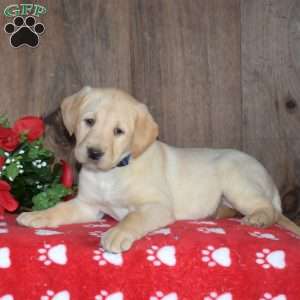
0,213,300,300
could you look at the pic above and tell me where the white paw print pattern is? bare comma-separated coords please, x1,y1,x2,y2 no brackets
0,295,14,300
85,224,111,228
40,290,70,300
146,245,176,266
256,249,286,269
288,232,300,240
89,231,105,238
83,221,111,228
38,244,67,266
35,229,63,236
0,221,8,234
197,227,226,235
95,290,123,300
201,246,231,267
249,231,279,240
259,292,287,300
189,220,217,225
204,292,232,300
149,228,171,236
0,247,11,269
93,248,123,266
149,291,178,300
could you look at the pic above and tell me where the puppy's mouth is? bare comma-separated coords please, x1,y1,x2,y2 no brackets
81,157,112,172
85,162,112,172
83,154,132,172
75,146,131,171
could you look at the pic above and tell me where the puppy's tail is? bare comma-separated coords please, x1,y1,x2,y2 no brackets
277,214,300,236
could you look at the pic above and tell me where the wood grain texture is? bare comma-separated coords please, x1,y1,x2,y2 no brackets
130,0,241,147
207,0,241,148
241,0,300,189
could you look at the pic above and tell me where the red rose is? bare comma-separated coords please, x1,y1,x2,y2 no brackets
60,160,73,188
0,180,10,191
60,160,75,201
0,126,20,152
13,116,44,142
0,180,19,212
0,156,5,168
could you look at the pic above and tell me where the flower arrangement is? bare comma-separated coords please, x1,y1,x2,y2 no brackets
0,115,74,215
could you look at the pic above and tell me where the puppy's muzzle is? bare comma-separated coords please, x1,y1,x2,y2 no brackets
87,147,104,161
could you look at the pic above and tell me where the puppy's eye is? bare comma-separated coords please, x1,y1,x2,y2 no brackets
114,127,124,136
84,118,95,127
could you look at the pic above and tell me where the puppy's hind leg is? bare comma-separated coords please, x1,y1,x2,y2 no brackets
220,160,281,228
223,189,280,228
241,203,278,228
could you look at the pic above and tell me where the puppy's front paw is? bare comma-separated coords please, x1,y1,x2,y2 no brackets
17,211,53,228
101,226,137,253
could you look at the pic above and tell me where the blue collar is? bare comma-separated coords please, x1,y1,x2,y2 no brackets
116,154,131,167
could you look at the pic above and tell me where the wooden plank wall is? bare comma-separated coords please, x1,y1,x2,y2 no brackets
241,0,300,190
0,0,299,191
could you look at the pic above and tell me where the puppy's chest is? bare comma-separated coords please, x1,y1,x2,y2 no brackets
96,175,126,202
80,169,130,219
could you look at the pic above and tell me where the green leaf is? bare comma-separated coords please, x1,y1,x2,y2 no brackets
0,115,10,128
32,184,72,211
0,149,4,156
5,163,19,181
27,142,53,160
27,147,39,160
31,192,49,210
49,184,72,198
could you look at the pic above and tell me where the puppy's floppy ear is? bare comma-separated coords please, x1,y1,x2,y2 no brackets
131,103,159,158
61,86,92,135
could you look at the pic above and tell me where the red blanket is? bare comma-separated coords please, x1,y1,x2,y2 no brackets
1,213,299,300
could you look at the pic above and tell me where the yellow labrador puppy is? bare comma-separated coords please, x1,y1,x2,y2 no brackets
17,87,300,253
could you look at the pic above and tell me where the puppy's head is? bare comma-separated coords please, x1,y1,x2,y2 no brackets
61,87,158,171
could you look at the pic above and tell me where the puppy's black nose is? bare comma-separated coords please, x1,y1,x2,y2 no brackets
87,147,104,161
